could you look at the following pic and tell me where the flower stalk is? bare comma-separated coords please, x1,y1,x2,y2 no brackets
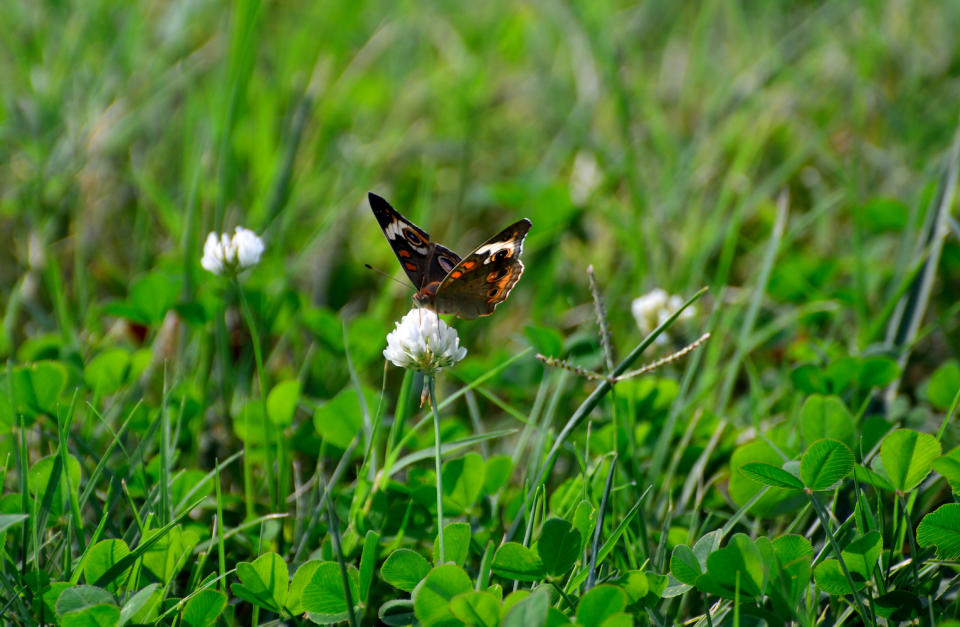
235,278,278,513
427,375,445,564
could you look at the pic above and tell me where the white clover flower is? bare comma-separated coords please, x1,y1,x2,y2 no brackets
632,288,694,344
384,309,467,374
201,226,265,275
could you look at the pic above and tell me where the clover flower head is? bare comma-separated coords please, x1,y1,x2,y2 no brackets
201,226,265,276
632,288,693,344
383,309,467,374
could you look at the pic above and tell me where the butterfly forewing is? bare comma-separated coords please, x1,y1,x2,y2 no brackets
368,192,452,287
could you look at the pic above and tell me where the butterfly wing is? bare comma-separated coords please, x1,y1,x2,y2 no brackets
430,243,462,282
433,218,532,319
368,192,461,287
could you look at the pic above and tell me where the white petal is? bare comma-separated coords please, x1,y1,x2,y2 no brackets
201,232,225,275
234,226,265,268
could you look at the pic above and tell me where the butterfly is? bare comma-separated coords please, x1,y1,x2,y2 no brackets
368,192,532,319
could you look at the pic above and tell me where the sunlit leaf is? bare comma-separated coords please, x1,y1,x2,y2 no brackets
412,564,472,627
800,439,854,491
917,503,960,560
881,429,941,492
491,543,545,582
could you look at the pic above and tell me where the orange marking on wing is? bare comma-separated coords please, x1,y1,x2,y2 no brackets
488,271,518,304
404,262,418,271
461,261,476,270
486,268,508,283
450,271,463,279
397,249,412,258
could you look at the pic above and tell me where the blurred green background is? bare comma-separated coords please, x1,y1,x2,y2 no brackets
3,0,960,429
5,2,960,623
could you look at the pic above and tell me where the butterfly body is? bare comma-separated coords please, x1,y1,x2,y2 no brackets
369,192,531,319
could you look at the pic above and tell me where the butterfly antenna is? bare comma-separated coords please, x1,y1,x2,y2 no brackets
364,264,409,288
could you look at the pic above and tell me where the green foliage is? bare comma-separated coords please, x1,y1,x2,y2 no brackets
702,534,770,600
267,379,301,426
83,349,132,397
441,453,485,514
577,585,627,627
55,586,115,617
300,562,362,623
502,588,549,627
535,518,582,577
800,439,855,491
5,2,960,626
412,564,473,626
0,513,28,533
119,584,161,625
313,387,373,450
140,525,200,585
738,462,804,490
928,361,960,409
83,539,130,591
382,549,432,592
181,589,228,627
482,455,513,496
729,439,804,515
8,361,67,421
815,559,863,595
231,552,289,614
105,273,181,325
450,591,500,627
881,428,942,492
799,395,855,448
933,447,960,495
288,561,323,615
432,522,471,567
492,543,546,582
917,504,960,560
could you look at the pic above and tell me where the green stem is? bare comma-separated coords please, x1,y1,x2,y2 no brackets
216,299,251,519
898,493,934,625
235,277,277,513
427,375,445,564
160,392,170,526
808,492,871,625
215,460,227,593
325,483,359,627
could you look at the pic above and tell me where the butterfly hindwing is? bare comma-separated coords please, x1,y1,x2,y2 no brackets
430,244,462,284
433,218,532,319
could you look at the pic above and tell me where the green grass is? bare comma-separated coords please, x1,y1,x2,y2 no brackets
3,1,960,625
